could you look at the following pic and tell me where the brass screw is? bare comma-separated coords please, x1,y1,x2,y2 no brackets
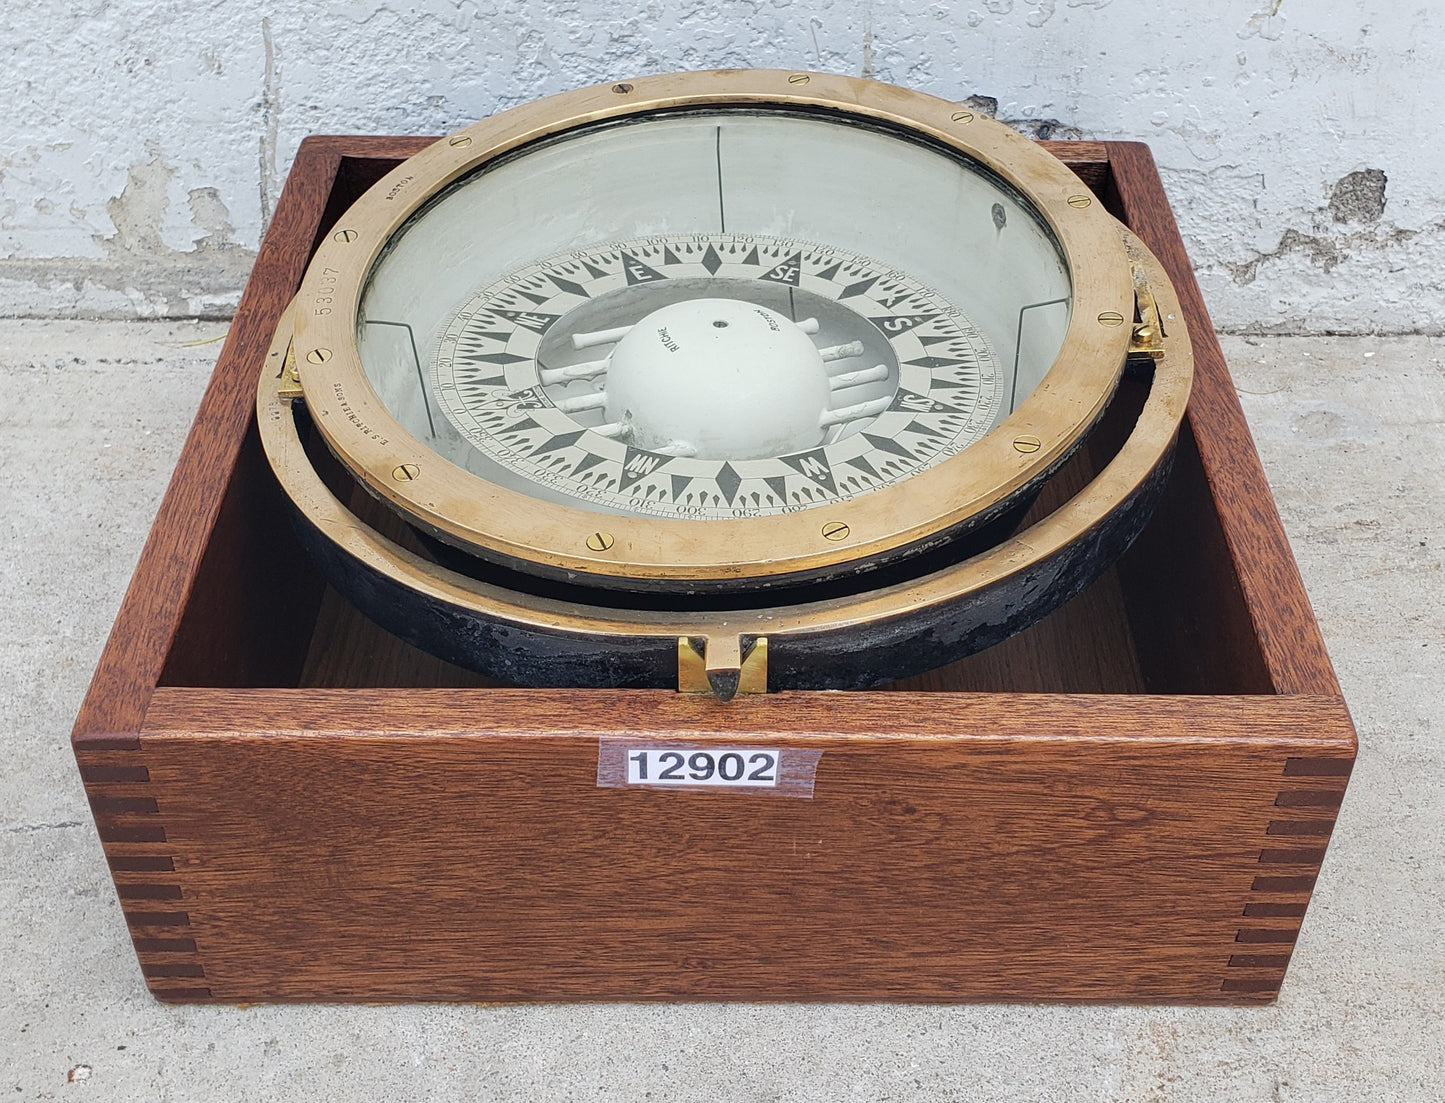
586,531,615,552
333,228,358,243
1013,434,1042,454
612,82,634,94
788,73,811,85
951,110,975,123
392,463,420,481
1067,194,1093,209
448,134,473,147
821,521,850,541
1098,311,1126,327
305,347,332,364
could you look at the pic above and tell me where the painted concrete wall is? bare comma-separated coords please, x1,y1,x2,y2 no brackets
2,1,1441,333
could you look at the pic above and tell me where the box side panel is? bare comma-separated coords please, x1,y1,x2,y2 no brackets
70,140,345,741
1117,422,1274,695
125,689,1354,1004
156,423,326,690
1102,143,1341,699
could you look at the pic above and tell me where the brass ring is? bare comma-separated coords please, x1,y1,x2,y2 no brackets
288,70,1136,588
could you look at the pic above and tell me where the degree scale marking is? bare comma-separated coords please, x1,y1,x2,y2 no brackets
433,234,1003,519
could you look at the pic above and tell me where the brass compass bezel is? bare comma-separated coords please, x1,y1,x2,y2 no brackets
291,69,1136,588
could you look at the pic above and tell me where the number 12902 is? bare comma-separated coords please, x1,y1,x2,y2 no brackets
626,747,780,788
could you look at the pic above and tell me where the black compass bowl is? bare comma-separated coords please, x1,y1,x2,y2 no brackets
284,365,1171,691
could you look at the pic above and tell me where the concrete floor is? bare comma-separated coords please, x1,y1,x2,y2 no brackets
1,321,1441,1101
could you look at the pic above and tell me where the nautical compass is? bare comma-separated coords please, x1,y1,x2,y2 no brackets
259,70,1193,696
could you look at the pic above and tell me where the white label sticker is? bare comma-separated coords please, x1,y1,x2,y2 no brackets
597,739,822,798
625,747,782,788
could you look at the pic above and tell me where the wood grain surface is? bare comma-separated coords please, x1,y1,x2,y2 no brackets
72,138,345,744
70,135,1356,1004
118,689,1351,1003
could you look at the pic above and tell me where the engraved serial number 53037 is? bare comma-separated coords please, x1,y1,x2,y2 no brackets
626,747,780,788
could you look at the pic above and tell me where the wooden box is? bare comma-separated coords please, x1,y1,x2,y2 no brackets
73,137,1356,1004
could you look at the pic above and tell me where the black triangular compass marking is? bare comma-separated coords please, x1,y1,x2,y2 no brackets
456,330,511,344
863,433,916,460
499,416,541,437
533,429,587,456
841,454,881,480
670,473,694,500
815,261,842,282
918,333,968,347
663,246,681,265
929,377,976,391
701,245,724,275
493,309,560,334
759,251,803,286
454,374,507,388
617,446,672,491
513,289,550,306
839,275,879,299
455,350,529,365
547,274,590,298
572,450,609,474
582,260,609,280
902,418,948,440
741,246,760,266
621,251,668,285
779,448,837,495
714,462,743,505
905,356,968,370
763,475,789,502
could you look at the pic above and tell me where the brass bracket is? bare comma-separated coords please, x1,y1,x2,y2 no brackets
1128,263,1167,361
678,635,768,701
277,336,304,399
